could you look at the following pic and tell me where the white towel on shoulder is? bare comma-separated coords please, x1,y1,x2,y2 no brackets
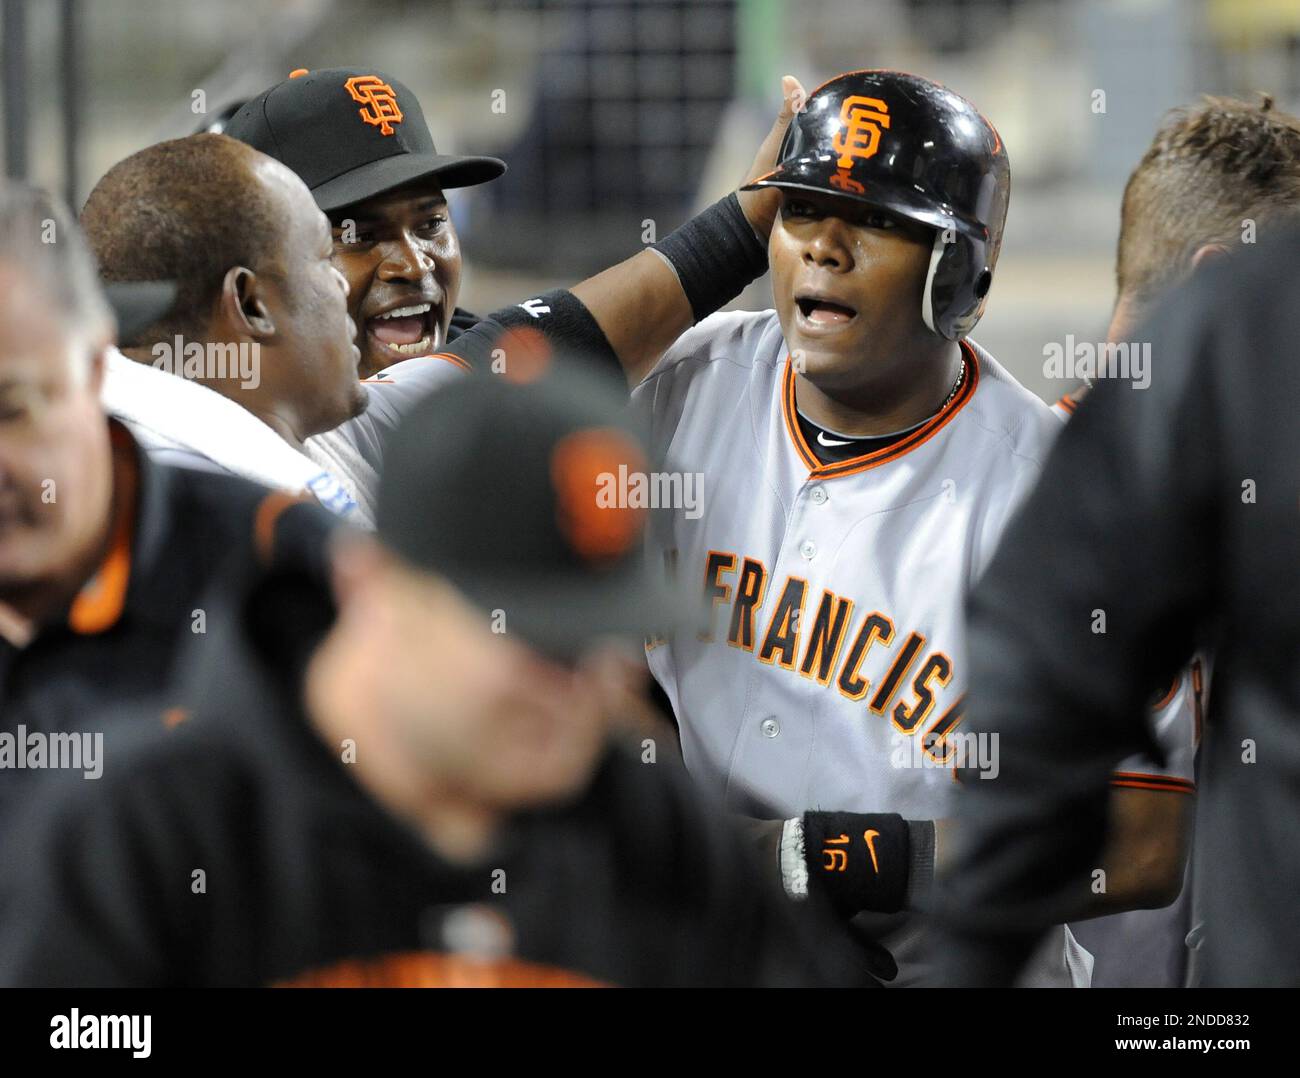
303,427,379,529
100,348,368,526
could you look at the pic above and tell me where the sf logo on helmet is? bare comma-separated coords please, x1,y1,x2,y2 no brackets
830,96,891,194
344,75,404,136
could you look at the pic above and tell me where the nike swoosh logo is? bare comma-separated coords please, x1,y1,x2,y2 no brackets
864,829,880,875
816,431,853,447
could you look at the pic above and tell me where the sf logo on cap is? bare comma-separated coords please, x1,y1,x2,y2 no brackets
344,75,404,136
830,95,890,194
550,428,648,564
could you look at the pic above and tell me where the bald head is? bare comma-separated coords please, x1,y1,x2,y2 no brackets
80,132,363,444
81,133,304,347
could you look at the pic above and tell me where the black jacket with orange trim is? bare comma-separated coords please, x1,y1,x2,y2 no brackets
930,228,1300,987
0,562,876,988
0,422,338,824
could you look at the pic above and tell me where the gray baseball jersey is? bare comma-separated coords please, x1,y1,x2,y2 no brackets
632,309,1083,985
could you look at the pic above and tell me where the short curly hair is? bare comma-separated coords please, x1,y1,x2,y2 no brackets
1116,94,1300,305
80,133,286,347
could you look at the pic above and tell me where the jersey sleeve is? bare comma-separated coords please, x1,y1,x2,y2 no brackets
1049,395,1077,422
315,352,471,474
631,308,782,458
1109,658,1204,793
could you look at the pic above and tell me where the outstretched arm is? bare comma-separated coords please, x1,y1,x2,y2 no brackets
338,78,805,471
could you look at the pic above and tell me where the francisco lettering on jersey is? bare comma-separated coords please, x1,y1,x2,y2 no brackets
654,547,964,763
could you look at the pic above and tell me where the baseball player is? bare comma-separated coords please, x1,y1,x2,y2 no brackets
933,221,1300,988
223,68,507,380
1053,93,1300,420
1051,94,1300,985
629,70,1086,986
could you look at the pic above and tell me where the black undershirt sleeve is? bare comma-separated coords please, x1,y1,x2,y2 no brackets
436,289,623,381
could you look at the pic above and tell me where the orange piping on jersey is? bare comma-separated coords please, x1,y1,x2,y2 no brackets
1152,671,1182,712
69,428,138,635
782,365,822,471
781,341,981,480
273,950,608,988
1192,658,1205,746
1053,394,1077,415
1110,772,1196,794
362,351,471,382
428,351,472,371
254,490,308,566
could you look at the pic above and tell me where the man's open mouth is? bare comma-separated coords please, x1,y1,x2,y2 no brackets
795,295,858,325
366,301,440,358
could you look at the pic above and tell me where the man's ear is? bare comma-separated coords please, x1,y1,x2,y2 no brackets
219,265,276,339
1106,292,1138,345
1190,242,1230,273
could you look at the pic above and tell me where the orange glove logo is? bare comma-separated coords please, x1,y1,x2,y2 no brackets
864,829,881,875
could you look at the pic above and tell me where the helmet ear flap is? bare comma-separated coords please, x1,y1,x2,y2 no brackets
922,230,993,341
920,231,949,338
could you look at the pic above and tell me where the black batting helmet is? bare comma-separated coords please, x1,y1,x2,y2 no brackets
744,70,1010,341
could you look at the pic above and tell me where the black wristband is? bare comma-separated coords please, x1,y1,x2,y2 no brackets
802,811,911,915
650,193,768,324
470,288,623,378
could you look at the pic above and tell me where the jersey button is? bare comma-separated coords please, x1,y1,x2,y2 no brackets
760,717,781,738
809,486,827,505
800,540,817,560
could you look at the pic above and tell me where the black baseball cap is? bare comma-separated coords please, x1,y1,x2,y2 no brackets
223,67,506,213
377,356,684,662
